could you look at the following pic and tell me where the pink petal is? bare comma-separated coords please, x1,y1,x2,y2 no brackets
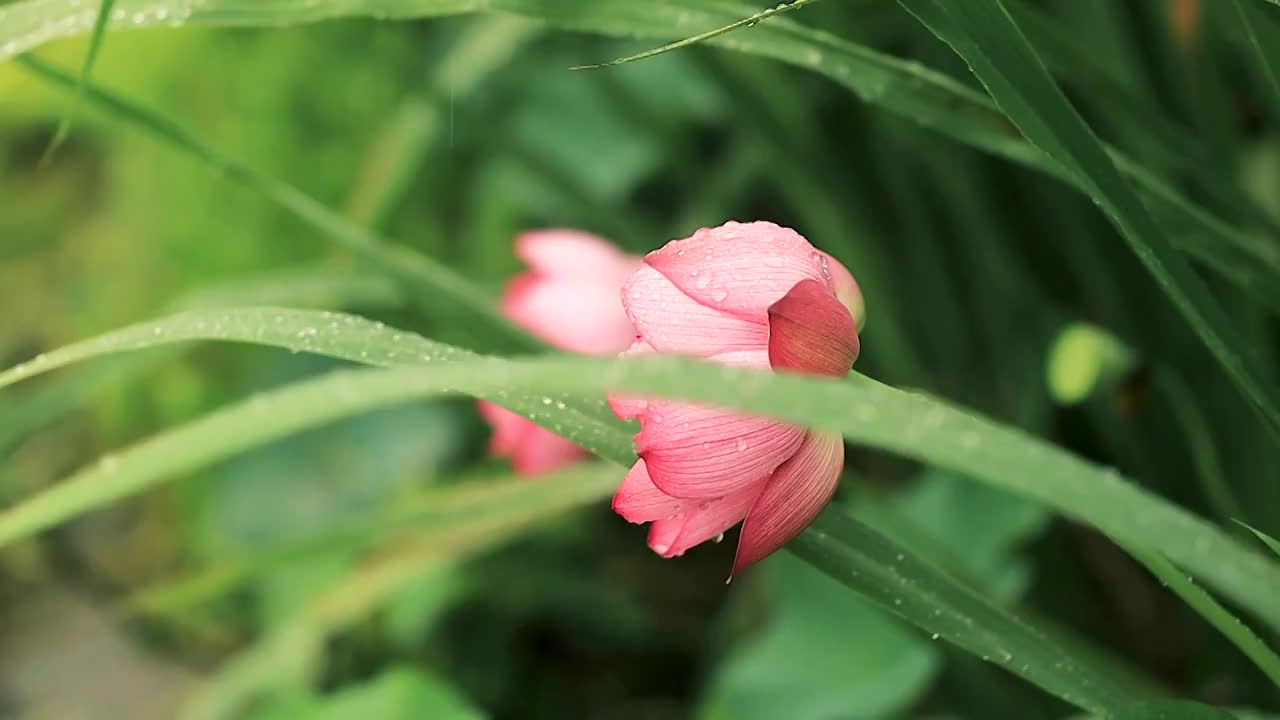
623,264,768,357
637,404,806,498
767,279,859,378
734,431,844,574
511,428,586,475
608,337,656,420
647,484,765,558
821,251,866,332
515,229,638,278
504,272,636,354
477,401,584,475
645,221,830,320
477,401,528,456
612,459,686,523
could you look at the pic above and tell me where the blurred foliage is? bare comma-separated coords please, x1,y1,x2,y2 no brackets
2,1,1280,719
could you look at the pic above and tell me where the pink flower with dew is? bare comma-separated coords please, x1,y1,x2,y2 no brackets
479,230,640,474
609,221,864,575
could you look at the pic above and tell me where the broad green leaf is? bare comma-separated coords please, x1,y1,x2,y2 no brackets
8,1,1280,311
703,554,940,720
1123,544,1280,688
2,310,1278,634
895,0,1280,441
788,508,1128,714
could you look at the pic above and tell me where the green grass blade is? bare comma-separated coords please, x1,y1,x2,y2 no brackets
0,307,631,455
7,0,1280,312
0,361,1135,714
570,0,822,69
1123,544,1280,688
2,318,1278,634
895,0,1280,441
1237,522,1280,558
790,510,1129,713
40,0,114,162
1155,370,1249,527
1233,0,1280,111
16,55,540,355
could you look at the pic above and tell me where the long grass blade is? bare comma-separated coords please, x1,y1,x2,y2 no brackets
895,0,1280,441
6,1,1280,312
1,318,1278,635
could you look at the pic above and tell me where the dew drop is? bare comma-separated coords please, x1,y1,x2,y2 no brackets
735,438,749,452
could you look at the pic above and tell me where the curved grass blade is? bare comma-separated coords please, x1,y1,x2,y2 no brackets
7,0,1280,312
16,55,540,355
570,0,821,69
789,510,1129,714
0,363,1132,715
1123,543,1280,688
2,321,1279,634
0,306,629,451
895,0,1280,442
1237,522,1280,558
1232,0,1280,111
40,0,115,163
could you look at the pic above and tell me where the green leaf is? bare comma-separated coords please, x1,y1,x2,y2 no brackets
1105,701,1239,720
1237,522,1280,558
894,0,1280,441
1122,544,1280,688
0,306,631,455
789,508,1130,713
41,0,115,162
571,0,821,69
8,1,1280,311
1231,0,1280,115
704,554,940,720
2,311,1278,635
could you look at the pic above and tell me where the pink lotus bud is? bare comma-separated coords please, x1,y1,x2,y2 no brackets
479,230,641,474
609,221,861,574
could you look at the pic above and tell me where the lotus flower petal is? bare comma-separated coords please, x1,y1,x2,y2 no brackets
734,431,844,573
768,279,859,377
636,404,805,498
622,263,769,356
477,402,585,475
648,484,765,558
645,221,831,320
612,459,686,523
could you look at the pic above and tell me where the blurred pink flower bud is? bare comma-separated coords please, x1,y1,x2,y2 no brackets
608,221,861,574
479,230,640,474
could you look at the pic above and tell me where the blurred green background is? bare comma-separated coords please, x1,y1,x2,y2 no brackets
2,0,1280,718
